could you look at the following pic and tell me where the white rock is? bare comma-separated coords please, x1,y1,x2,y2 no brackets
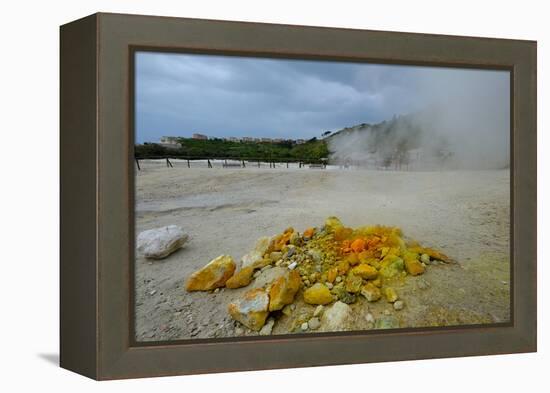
137,225,188,259
321,301,352,332
365,313,375,323
288,261,297,270
300,322,309,331
241,237,272,268
393,300,404,311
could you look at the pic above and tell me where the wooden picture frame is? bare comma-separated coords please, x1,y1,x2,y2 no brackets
60,12,537,380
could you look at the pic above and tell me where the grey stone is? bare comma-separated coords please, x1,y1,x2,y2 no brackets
285,247,296,258
259,318,275,336
308,317,321,330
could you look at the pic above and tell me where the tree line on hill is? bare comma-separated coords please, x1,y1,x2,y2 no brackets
134,137,330,162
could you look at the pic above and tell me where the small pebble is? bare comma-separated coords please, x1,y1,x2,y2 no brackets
149,290,157,296
393,300,404,311
214,288,220,293
417,279,430,290
365,313,375,323
288,262,297,270
325,282,334,289
384,309,391,316
335,276,342,283
301,322,309,331
290,304,296,310
308,317,321,330
420,253,430,264
235,327,244,335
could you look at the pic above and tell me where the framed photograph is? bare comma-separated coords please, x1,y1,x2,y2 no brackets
60,13,537,380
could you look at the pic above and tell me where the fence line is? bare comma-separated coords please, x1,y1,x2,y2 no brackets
134,156,328,171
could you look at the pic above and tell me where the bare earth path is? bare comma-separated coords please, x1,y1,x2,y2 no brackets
135,163,510,341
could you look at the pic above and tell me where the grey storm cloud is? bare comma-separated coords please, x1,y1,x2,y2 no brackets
135,51,509,146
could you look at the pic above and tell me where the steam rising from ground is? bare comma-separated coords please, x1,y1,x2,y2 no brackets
329,68,510,170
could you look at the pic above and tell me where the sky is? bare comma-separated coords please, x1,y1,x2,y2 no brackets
135,51,510,144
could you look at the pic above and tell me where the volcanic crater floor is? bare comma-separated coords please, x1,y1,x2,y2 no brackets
135,165,510,341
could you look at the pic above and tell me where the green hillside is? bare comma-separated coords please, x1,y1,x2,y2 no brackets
134,137,329,162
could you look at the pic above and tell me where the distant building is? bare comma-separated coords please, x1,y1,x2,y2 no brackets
295,139,306,144
160,136,179,145
260,138,272,143
192,133,208,140
241,137,255,142
272,138,284,143
159,136,181,149
228,137,240,142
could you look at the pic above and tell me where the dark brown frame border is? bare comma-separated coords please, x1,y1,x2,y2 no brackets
60,12,537,380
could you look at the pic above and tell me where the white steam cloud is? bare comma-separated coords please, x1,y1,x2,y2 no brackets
328,67,510,170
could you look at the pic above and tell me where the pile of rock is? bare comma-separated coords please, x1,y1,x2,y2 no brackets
185,216,450,333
